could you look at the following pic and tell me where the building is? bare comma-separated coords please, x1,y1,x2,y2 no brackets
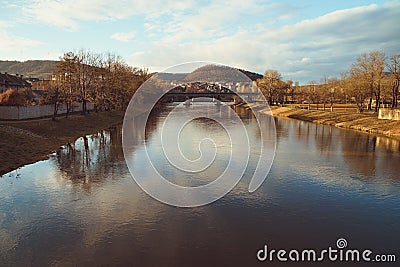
30,79,53,91
0,72,31,93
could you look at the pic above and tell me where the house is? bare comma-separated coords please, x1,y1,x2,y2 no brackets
0,72,31,93
30,79,53,91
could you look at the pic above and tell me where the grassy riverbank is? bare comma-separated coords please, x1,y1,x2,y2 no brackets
0,111,125,176
250,104,400,140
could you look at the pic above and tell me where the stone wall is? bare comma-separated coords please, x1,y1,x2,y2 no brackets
0,103,94,120
378,108,400,121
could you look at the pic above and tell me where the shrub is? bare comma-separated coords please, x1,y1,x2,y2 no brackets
0,89,33,106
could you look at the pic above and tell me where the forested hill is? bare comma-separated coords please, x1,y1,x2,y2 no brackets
237,69,263,81
0,60,58,79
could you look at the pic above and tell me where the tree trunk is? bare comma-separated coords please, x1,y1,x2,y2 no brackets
392,84,399,109
82,99,87,115
375,93,380,112
52,102,58,121
65,102,71,118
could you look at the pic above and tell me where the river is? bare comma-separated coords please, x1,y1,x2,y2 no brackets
0,103,399,266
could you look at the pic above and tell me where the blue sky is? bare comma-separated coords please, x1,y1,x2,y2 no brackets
0,0,399,83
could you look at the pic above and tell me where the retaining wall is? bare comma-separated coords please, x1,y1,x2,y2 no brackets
378,108,400,121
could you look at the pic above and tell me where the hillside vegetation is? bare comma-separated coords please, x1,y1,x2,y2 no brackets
0,60,58,79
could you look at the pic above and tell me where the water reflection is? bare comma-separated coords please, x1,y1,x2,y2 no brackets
273,117,400,196
0,105,399,266
55,127,125,188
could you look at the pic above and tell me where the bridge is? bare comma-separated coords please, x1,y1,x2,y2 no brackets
161,83,262,103
163,91,260,103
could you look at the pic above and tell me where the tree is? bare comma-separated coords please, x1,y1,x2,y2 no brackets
285,80,294,104
50,49,151,116
306,81,319,110
46,76,63,120
257,70,287,105
351,51,386,112
348,69,370,113
338,72,349,106
0,89,33,106
320,75,329,110
55,52,79,117
327,77,339,112
387,54,400,108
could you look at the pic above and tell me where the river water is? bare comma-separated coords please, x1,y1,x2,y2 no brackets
0,104,399,266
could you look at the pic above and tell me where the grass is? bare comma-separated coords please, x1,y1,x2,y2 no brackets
251,104,400,140
0,110,125,176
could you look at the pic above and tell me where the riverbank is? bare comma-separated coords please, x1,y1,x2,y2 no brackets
249,104,400,140
0,111,125,176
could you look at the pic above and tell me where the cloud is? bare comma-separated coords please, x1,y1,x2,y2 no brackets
21,0,196,31
152,0,295,44
128,2,400,83
0,21,43,57
11,1,400,83
111,31,136,42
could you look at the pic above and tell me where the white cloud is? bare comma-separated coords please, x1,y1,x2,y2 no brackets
153,0,287,44
128,2,400,83
21,0,196,31
0,21,43,57
110,31,136,42
9,1,400,83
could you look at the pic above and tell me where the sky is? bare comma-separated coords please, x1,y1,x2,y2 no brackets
0,0,399,83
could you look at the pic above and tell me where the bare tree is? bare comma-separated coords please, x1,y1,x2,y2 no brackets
257,70,287,105
348,69,370,113
387,54,400,108
46,75,63,121
351,51,386,112
320,75,329,110
55,52,78,117
306,81,319,110
327,77,339,112
50,49,152,116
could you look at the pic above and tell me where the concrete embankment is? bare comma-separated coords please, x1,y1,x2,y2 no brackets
248,104,400,140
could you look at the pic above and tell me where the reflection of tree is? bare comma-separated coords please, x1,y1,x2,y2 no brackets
284,117,400,182
312,124,334,158
55,126,125,192
280,118,380,177
273,117,289,144
338,132,377,177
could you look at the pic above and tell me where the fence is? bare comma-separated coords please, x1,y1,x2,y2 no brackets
0,102,94,120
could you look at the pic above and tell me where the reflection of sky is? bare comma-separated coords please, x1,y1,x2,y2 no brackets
273,118,400,196
0,107,399,265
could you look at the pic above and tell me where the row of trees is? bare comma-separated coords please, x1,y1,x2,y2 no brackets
46,50,151,119
257,51,400,113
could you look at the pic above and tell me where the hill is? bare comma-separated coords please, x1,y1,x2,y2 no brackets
0,60,58,79
183,65,261,82
155,66,263,83
237,69,263,81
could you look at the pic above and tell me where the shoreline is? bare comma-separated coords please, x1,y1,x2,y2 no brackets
248,104,400,140
2,104,400,177
0,111,125,176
